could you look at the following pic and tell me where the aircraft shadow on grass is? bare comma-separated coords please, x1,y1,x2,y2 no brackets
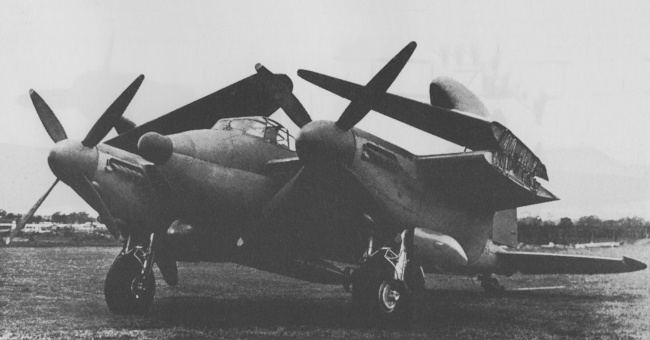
147,288,626,330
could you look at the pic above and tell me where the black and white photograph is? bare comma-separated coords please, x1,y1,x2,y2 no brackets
1,1,649,339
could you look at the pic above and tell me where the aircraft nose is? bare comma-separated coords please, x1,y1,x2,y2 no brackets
296,120,356,165
48,139,99,181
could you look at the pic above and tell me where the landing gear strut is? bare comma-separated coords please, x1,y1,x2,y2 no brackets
104,234,156,314
478,274,504,294
351,229,424,321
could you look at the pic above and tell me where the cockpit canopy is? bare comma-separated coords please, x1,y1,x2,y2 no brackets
213,117,295,151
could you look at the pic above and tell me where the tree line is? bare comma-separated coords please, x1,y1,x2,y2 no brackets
0,210,96,225
518,215,650,245
1,208,649,245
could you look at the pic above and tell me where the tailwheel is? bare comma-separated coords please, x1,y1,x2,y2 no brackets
104,240,155,314
478,274,505,295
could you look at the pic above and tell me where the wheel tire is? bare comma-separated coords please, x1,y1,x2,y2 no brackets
377,279,406,315
104,252,155,314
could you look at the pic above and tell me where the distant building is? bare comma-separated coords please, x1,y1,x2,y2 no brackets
70,222,107,233
0,221,16,236
21,222,53,234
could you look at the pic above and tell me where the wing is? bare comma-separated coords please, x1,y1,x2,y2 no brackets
496,251,647,274
415,151,557,211
105,73,291,153
298,71,549,181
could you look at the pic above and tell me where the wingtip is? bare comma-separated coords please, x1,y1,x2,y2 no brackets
29,89,35,95
255,63,263,71
623,256,647,272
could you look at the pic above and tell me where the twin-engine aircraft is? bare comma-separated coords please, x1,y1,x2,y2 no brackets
6,42,646,321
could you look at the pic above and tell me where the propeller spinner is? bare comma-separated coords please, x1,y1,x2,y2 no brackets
4,75,144,245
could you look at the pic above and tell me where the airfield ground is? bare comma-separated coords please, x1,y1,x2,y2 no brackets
1,244,649,339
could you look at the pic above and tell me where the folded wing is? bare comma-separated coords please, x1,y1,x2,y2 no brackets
415,151,557,211
106,73,290,153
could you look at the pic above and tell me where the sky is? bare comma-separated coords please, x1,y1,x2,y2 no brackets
0,0,649,220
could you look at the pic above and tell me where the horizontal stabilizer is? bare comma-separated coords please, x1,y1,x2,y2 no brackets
496,251,647,275
415,151,557,210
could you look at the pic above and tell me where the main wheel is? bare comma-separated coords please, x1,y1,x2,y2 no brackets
376,262,425,321
352,257,424,322
377,278,406,315
104,252,155,314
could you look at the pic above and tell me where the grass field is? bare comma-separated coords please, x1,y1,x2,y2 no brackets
1,244,649,339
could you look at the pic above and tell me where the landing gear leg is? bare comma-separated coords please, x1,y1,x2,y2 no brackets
351,229,424,322
104,234,156,314
478,274,504,294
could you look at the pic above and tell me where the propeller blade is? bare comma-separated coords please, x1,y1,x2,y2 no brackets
29,90,68,143
365,41,417,93
5,179,59,245
298,42,417,131
255,64,312,128
336,42,416,130
82,74,144,147
68,175,120,239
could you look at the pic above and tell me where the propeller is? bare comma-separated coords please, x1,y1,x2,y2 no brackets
256,42,416,219
4,75,144,245
329,41,416,131
5,179,59,245
255,42,416,167
82,74,144,147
